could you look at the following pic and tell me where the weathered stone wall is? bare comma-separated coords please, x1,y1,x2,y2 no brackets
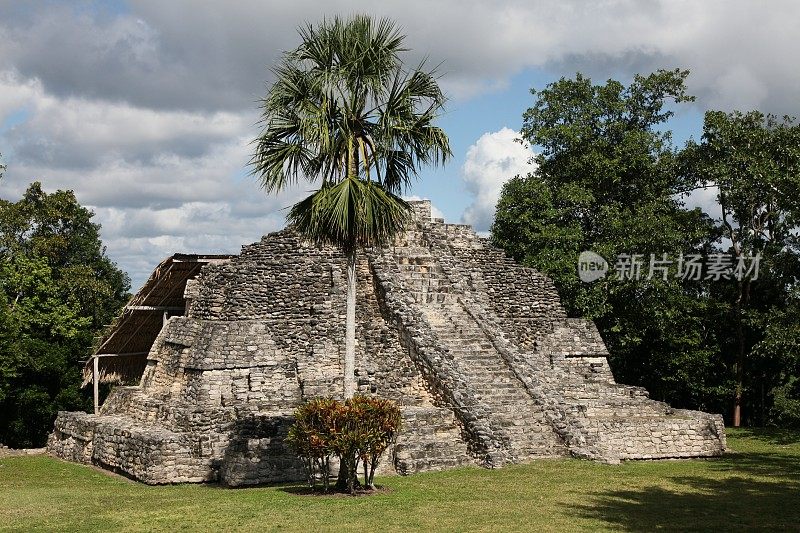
422,221,567,324
49,200,725,483
50,221,470,484
589,411,727,459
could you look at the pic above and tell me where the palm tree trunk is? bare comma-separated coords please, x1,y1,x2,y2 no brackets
344,249,357,399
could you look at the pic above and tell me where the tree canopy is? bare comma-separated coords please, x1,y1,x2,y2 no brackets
493,71,800,426
0,182,129,446
494,70,722,411
681,111,800,425
252,14,450,251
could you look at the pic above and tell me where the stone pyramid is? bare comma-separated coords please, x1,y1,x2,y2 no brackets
48,201,725,485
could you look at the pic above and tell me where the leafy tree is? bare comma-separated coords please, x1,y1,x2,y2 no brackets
252,15,450,399
350,395,401,489
756,298,800,427
0,182,129,446
682,111,800,425
492,70,726,410
494,71,800,426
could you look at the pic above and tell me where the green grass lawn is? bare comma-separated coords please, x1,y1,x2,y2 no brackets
1,428,798,532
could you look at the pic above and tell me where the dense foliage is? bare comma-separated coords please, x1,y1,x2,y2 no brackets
681,111,800,426
493,71,800,426
0,182,129,446
286,395,402,494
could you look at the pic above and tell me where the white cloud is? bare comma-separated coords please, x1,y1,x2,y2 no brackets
3,2,799,111
711,65,769,112
461,128,535,231
2,0,799,288
0,72,305,290
683,185,722,221
1,73,249,171
95,205,292,288
0,72,41,124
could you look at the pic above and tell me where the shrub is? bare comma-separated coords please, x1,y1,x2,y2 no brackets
286,398,340,491
349,395,402,489
287,395,402,493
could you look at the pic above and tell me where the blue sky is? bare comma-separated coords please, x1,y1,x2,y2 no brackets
415,66,707,223
0,1,796,289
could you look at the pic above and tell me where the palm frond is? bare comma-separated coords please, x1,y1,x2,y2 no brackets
252,14,449,249
288,178,410,251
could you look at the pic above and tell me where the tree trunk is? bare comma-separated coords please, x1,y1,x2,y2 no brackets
335,461,348,491
732,278,751,427
334,250,358,492
368,456,379,489
322,457,330,492
733,348,743,427
733,293,744,427
344,250,357,399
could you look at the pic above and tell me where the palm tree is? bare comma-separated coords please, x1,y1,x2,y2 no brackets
252,15,451,399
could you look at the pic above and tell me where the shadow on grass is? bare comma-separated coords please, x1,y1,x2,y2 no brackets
709,451,800,480
574,452,800,531
731,427,800,446
278,483,391,497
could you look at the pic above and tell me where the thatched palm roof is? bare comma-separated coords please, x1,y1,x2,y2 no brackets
82,253,232,386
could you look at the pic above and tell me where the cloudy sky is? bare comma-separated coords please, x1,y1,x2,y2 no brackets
1,1,797,289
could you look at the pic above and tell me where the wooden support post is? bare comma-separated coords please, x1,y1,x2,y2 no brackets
93,355,99,415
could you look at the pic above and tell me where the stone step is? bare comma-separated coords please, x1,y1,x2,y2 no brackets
471,383,527,393
472,382,527,391
387,242,569,457
447,344,501,353
410,293,453,305
447,353,499,361
436,332,488,340
467,384,525,396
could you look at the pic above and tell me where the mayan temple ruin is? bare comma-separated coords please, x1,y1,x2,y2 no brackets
47,201,726,485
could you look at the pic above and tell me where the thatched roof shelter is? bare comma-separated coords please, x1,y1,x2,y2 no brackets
83,253,232,387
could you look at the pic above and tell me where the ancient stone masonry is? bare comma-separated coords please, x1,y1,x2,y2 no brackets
49,200,726,484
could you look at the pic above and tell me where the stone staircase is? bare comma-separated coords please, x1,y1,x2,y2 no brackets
390,240,564,461
369,211,726,464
